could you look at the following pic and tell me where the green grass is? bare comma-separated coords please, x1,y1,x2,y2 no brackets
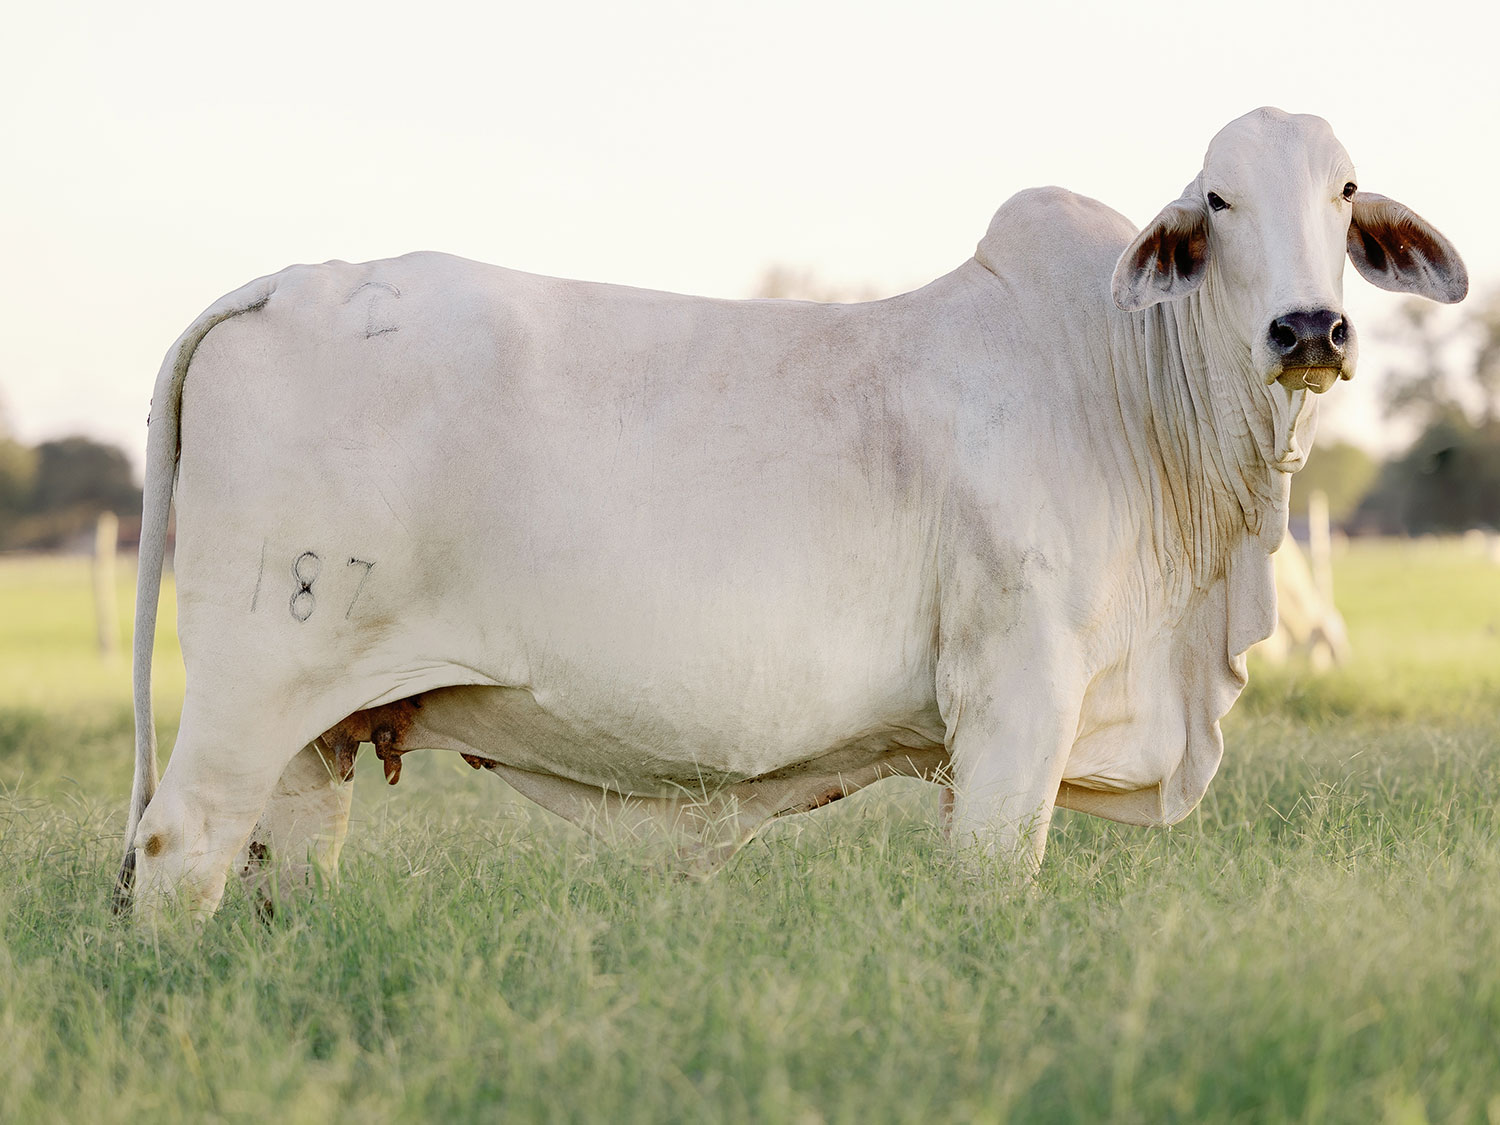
1240,538,1500,725
2,542,1499,1122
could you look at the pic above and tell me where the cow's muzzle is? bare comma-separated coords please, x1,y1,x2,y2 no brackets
1266,309,1350,393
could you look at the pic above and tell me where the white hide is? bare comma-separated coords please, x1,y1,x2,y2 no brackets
122,108,1467,919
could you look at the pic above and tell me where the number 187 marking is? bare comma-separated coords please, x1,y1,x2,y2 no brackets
260,549,376,623
345,558,375,618
289,552,321,622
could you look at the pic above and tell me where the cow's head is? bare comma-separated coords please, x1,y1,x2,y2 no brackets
1111,108,1467,395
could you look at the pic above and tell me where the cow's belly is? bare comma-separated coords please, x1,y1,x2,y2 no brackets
400,680,948,797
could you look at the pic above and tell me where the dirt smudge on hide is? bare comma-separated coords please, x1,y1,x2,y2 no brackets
241,840,276,924
798,785,850,813
847,373,924,498
939,480,1043,651
317,731,360,783
241,840,268,875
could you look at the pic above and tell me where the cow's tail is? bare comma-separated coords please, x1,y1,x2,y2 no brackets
113,276,278,913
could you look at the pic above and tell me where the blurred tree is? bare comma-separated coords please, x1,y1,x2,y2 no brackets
1378,300,1465,427
26,437,140,515
1355,416,1500,534
0,439,37,515
0,397,38,518
1469,291,1500,423
1353,290,1500,533
1289,440,1377,525
0,432,142,550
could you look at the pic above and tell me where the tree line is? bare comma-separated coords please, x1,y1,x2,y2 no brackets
0,409,141,550
1292,291,1500,533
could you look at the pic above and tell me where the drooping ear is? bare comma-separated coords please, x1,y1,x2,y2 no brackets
1111,198,1211,311
1348,192,1468,303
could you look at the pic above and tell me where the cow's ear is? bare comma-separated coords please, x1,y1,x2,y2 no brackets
1348,192,1468,303
1111,198,1211,311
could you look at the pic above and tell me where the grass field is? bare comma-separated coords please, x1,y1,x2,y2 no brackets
1,541,1498,1122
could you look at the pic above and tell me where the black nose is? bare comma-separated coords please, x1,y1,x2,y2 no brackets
1267,309,1348,367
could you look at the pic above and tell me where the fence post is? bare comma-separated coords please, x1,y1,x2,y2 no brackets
1307,489,1333,607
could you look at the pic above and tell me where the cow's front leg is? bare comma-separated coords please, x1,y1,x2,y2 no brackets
236,738,356,915
945,711,1076,872
938,628,1083,873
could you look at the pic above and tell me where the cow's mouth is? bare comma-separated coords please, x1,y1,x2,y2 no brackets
1273,366,1343,394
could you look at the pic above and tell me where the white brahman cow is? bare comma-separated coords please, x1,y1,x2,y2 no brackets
118,108,1466,921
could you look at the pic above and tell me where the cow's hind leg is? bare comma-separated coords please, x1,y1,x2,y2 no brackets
131,693,325,925
236,737,356,917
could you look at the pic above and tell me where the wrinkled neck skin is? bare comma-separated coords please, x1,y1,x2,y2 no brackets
1117,269,1315,595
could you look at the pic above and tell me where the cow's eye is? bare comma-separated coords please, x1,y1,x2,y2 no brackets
1342,182,1357,201
1206,192,1229,212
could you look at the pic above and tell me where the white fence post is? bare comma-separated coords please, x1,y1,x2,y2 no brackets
1307,489,1333,607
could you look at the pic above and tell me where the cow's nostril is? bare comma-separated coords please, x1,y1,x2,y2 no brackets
1268,318,1298,354
1330,318,1347,347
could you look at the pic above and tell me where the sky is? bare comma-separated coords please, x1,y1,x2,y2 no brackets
2,0,1496,467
